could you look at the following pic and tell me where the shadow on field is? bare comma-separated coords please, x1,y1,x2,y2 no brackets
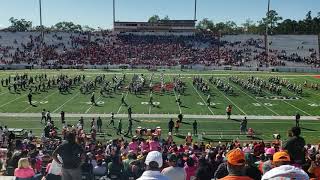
181,122,191,125
174,134,185,139
230,118,241,122
180,105,189,109
300,127,317,132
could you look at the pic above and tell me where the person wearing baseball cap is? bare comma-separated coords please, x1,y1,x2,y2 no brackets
261,151,309,180
262,148,276,174
137,151,170,180
161,154,186,180
219,148,253,180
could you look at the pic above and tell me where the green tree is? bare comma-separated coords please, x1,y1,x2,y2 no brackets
196,18,214,31
53,22,82,32
262,10,283,34
162,15,170,21
8,17,32,31
148,15,160,23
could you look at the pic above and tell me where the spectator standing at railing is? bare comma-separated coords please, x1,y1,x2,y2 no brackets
52,132,84,180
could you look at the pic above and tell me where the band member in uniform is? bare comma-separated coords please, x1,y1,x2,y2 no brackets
117,119,122,135
206,95,211,106
97,117,102,133
176,94,181,106
193,120,198,135
108,112,115,127
149,92,153,106
91,92,96,106
125,118,133,136
41,109,46,123
295,112,301,127
28,92,32,105
121,93,127,106
60,111,65,124
128,106,132,120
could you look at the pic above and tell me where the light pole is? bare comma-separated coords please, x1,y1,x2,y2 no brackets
113,0,116,23
265,0,270,63
39,0,44,63
194,0,197,21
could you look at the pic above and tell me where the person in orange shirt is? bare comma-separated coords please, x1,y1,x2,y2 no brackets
174,119,180,135
308,154,320,179
226,105,232,120
219,148,253,180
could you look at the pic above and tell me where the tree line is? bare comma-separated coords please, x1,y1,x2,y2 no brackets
196,10,320,35
3,10,320,34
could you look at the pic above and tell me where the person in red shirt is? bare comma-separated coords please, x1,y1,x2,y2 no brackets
226,105,232,120
219,148,253,180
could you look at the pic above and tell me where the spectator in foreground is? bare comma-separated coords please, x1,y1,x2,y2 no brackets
45,156,63,180
195,156,212,180
137,151,169,180
161,154,186,180
219,148,253,180
14,158,35,179
261,151,309,180
184,157,197,180
52,132,83,180
262,148,275,174
308,154,320,179
283,127,306,166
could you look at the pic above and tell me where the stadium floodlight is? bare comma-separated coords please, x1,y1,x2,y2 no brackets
113,0,116,23
39,0,44,62
194,0,197,21
265,0,270,62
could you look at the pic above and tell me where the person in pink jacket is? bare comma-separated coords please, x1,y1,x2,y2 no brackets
149,137,160,151
14,158,35,179
184,157,197,180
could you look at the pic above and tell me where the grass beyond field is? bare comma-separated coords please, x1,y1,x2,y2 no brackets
0,69,319,116
0,116,319,144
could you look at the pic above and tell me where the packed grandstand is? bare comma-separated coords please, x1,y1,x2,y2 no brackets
0,32,319,68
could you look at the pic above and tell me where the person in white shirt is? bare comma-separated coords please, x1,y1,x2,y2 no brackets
28,130,34,140
262,151,309,180
46,156,63,180
162,154,186,180
137,151,170,180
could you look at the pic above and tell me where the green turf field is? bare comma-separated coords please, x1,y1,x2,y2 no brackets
0,117,319,144
0,69,319,144
0,69,319,116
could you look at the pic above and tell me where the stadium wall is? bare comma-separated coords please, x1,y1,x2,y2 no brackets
1,64,320,73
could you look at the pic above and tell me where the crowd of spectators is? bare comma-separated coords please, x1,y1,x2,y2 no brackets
0,119,320,180
0,32,318,67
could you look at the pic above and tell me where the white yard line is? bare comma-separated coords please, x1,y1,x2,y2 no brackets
21,91,59,112
0,112,319,120
85,96,102,114
191,83,214,115
116,91,129,114
168,76,182,114
0,94,27,108
209,82,247,115
52,92,80,113
0,91,9,96
227,80,280,115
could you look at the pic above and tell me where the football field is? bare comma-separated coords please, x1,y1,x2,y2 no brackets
0,69,319,143
0,69,319,116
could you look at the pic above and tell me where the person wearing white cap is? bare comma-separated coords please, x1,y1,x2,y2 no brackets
137,151,170,180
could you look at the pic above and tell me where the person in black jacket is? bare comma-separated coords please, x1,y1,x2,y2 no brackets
283,127,306,165
168,119,174,133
